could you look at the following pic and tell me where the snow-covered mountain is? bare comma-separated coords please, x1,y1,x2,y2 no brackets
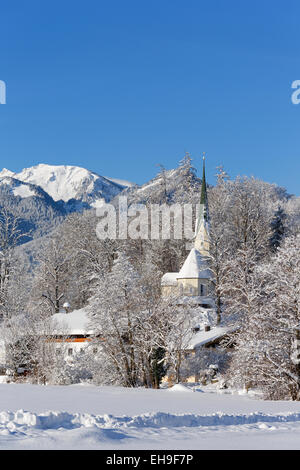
0,168,15,178
0,175,53,201
0,164,134,211
0,164,136,243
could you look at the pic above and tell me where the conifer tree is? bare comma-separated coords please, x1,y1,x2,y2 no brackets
269,205,286,251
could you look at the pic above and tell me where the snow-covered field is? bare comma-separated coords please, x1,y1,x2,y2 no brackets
0,382,300,450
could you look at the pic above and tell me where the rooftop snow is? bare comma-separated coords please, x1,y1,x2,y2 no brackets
51,308,93,335
187,325,235,349
161,272,179,286
177,248,213,279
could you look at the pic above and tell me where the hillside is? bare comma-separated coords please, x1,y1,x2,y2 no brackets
0,176,66,240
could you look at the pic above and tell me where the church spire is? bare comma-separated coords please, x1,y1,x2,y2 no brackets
194,153,210,256
200,153,209,221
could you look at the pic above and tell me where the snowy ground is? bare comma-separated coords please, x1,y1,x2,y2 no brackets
0,382,300,450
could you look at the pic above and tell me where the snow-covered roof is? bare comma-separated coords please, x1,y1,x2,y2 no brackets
187,325,235,350
177,248,213,280
51,308,93,335
161,272,179,286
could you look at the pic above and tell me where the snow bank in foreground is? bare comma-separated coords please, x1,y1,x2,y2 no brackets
2,384,300,449
2,408,300,436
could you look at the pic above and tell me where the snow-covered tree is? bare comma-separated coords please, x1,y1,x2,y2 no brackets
2,310,60,383
208,168,232,323
87,252,148,387
29,235,72,315
226,234,300,400
0,208,31,319
269,205,287,251
159,302,195,384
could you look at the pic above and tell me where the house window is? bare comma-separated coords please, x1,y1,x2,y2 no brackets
200,284,205,296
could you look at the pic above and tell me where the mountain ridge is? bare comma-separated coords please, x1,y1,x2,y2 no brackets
0,164,133,208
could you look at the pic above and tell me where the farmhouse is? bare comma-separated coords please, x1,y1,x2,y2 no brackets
50,306,94,359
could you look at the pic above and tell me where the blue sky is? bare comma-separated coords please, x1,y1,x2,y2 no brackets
0,0,300,194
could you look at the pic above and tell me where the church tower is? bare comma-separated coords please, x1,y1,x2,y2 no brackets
194,155,211,257
161,155,215,308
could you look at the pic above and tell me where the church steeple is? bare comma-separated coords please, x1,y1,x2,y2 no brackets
200,153,209,221
161,153,214,306
194,154,210,256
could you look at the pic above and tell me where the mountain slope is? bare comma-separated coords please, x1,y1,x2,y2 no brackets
0,164,137,244
115,166,203,206
1,164,128,209
105,177,136,188
0,176,66,241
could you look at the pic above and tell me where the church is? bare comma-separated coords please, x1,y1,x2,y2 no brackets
161,157,215,310
160,158,234,384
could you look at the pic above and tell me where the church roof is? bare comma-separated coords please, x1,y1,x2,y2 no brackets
177,248,213,280
161,272,179,286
